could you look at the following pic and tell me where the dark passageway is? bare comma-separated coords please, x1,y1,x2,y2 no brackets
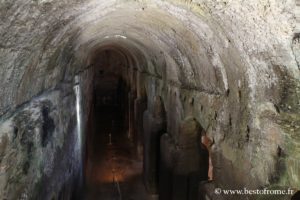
81,47,211,200
84,49,158,199
85,105,155,200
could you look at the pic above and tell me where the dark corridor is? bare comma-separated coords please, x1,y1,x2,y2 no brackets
82,48,210,200
83,49,157,199
84,105,155,199
84,91,157,200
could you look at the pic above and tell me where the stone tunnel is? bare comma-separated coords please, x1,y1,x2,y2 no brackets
0,0,300,199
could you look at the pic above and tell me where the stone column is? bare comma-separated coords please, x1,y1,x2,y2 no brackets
172,117,209,200
159,133,176,200
134,97,147,159
143,96,166,194
128,91,136,140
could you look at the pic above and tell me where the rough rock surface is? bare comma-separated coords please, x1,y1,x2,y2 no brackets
0,87,80,200
0,0,299,199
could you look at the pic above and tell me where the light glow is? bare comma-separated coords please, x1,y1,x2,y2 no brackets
104,35,127,39
74,76,82,151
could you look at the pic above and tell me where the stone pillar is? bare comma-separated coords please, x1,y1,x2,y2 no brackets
122,85,129,132
134,97,147,159
172,118,209,200
128,91,136,140
159,133,176,200
143,96,166,194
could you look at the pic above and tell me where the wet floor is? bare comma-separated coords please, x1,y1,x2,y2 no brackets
84,106,157,200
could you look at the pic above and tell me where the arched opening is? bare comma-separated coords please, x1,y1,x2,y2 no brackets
84,47,153,199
